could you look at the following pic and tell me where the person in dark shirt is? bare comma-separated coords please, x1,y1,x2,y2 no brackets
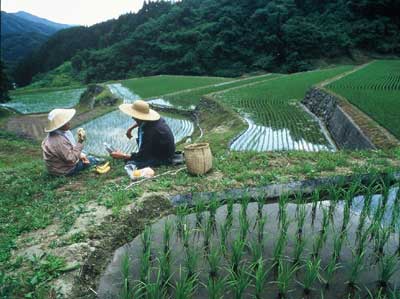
111,100,175,168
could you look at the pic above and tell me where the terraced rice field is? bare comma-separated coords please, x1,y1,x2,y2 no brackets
327,60,400,139
215,66,354,152
159,74,281,109
107,83,140,104
121,75,231,99
1,88,85,114
73,111,193,156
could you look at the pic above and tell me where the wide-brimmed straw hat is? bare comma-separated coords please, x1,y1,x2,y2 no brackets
119,100,160,121
44,108,76,132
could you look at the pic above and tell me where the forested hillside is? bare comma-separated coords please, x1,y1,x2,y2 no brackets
14,0,400,86
0,11,71,70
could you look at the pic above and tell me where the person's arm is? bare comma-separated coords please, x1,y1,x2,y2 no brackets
126,123,139,139
111,151,131,160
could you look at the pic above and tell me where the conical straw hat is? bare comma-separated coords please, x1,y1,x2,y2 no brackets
119,100,160,121
44,108,76,132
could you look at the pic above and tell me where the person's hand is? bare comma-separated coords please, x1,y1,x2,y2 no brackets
80,153,90,164
77,128,86,143
111,151,129,160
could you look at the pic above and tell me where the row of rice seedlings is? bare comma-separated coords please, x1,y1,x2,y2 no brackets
311,189,320,226
140,226,152,284
278,193,289,224
176,204,188,236
312,206,329,258
120,254,131,299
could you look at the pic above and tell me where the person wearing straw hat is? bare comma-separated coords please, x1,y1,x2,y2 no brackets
111,100,175,168
41,108,98,176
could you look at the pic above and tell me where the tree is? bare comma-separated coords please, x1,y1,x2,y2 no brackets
0,61,12,102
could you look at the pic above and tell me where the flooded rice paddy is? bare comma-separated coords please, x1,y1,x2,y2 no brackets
98,185,400,298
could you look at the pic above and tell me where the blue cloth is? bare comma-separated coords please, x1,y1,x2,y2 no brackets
67,156,100,176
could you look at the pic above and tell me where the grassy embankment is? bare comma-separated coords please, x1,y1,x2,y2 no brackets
1,71,400,298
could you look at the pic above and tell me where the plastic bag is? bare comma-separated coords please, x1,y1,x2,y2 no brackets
124,164,155,180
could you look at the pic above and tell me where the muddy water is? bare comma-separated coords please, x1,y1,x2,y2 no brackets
98,189,400,298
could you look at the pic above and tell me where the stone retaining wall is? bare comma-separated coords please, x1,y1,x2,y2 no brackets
302,87,376,150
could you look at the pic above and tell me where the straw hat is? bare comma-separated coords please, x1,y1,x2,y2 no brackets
119,100,160,121
44,108,76,132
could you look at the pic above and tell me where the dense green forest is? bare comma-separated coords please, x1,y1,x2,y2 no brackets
13,0,400,86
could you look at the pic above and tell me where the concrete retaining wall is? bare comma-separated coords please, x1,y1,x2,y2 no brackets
302,87,376,150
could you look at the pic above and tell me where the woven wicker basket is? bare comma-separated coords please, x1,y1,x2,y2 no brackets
184,143,213,175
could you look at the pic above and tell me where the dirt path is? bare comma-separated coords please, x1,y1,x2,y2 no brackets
319,61,374,87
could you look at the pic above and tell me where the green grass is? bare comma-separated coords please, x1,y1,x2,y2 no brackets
163,74,281,108
327,60,400,139
4,87,85,114
121,75,231,99
213,66,353,149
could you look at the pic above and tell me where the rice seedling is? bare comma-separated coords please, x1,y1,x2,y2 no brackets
240,196,250,212
141,225,152,255
299,258,321,295
252,258,270,299
249,239,263,266
275,259,298,298
163,219,172,255
312,227,328,258
296,204,307,239
227,197,234,218
257,214,267,244
205,276,225,299
293,234,306,265
323,255,341,289
182,222,190,249
159,249,171,288
239,208,249,241
273,232,287,267
207,244,221,279
357,225,372,255
195,198,206,226
347,249,366,289
185,244,199,279
327,186,341,221
341,195,352,232
219,223,228,256
311,189,320,226
332,229,346,261
256,197,264,221
176,205,188,236
227,265,252,299
137,268,167,299
203,218,213,253
375,226,392,257
378,254,398,288
174,266,198,299
139,247,151,285
209,197,219,228
120,253,130,299
278,193,289,224
231,237,246,274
